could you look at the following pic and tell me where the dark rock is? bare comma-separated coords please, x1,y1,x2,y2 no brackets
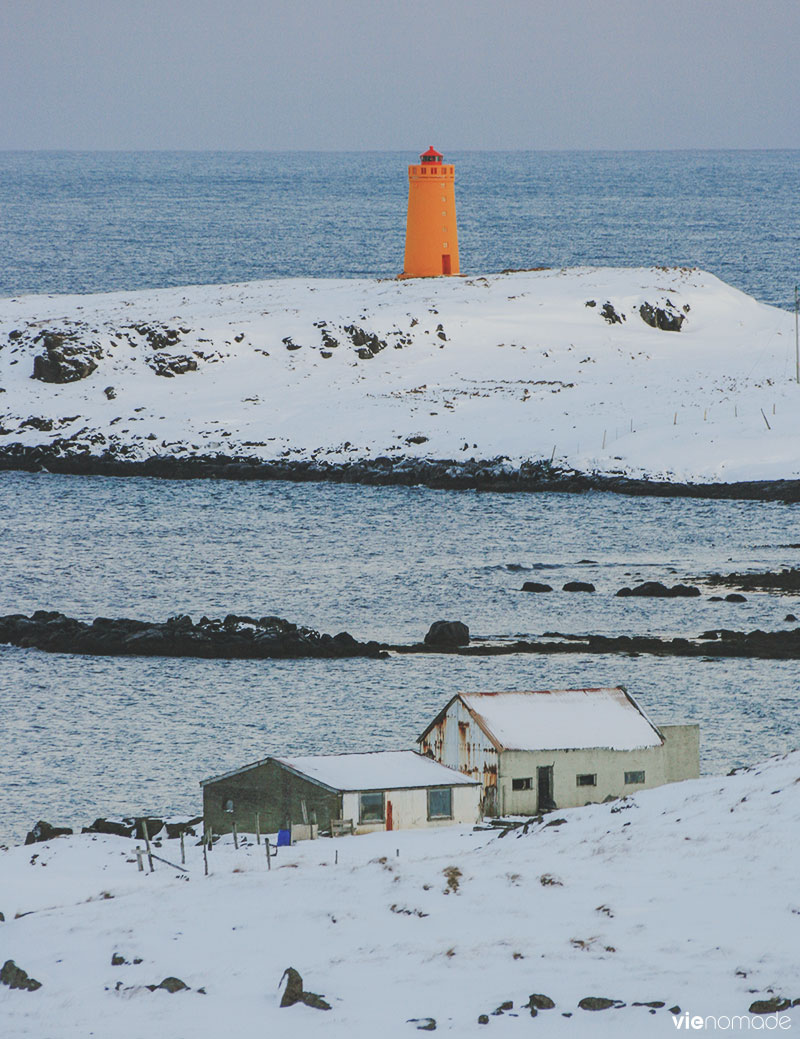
639,301,685,332
31,332,101,384
408,1018,437,1031
18,417,54,432
104,386,116,400
0,912,4,922
148,355,198,378
24,820,73,845
111,953,126,966
600,302,624,325
669,1006,682,1014
563,581,595,592
478,1014,489,1024
83,818,135,837
786,614,797,622
725,593,747,603
578,997,624,1011
279,967,330,1010
616,582,700,598
493,1001,513,1014
527,994,555,1010
749,997,791,1014
406,435,429,445
424,620,470,647
585,300,596,308
633,1001,666,1008
1,960,42,992
131,818,165,841
522,581,553,593
0,611,387,662
165,816,203,839
157,977,188,993
706,568,800,594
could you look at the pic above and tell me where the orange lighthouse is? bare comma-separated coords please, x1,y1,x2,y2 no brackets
401,146,459,278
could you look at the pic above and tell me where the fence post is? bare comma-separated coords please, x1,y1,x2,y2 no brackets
232,818,239,851
180,831,185,866
256,813,261,845
266,838,272,871
135,846,144,872
141,819,155,873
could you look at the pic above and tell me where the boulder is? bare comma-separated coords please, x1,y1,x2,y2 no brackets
279,967,331,1011
424,620,470,647
617,582,700,598
749,997,791,1014
563,582,595,592
639,301,686,332
24,820,73,845
527,994,556,1010
522,581,553,593
83,818,135,838
725,593,747,603
1,960,42,992
578,996,624,1011
31,332,101,384
600,302,624,325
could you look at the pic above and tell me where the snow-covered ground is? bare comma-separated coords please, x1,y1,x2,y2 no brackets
1,267,797,484
2,752,799,1038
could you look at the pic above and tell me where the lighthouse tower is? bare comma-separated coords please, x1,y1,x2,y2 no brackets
402,146,459,278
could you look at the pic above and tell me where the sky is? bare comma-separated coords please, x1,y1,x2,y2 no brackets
2,0,799,151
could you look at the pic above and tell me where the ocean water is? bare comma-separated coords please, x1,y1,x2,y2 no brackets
1,150,798,309
2,151,800,843
1,472,799,843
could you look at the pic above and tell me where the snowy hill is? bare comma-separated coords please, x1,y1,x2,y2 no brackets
0,267,797,485
1,752,799,1037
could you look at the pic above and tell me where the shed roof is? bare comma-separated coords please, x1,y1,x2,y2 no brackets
419,688,663,752
201,749,478,792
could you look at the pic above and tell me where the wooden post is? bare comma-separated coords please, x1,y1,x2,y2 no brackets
203,838,209,876
180,831,185,866
265,838,271,871
760,408,771,430
335,849,338,866
141,820,154,873
256,813,261,845
602,430,606,449
135,846,144,872
232,818,239,851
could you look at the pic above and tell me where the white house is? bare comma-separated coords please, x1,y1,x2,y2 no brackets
417,687,699,815
201,749,481,836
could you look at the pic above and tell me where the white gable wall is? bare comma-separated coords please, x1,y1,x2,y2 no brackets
341,784,481,835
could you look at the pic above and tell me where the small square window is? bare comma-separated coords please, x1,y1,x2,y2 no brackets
512,777,532,791
576,774,597,787
427,787,452,819
625,771,645,784
359,791,385,823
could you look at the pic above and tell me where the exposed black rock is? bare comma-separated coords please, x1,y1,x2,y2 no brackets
424,620,470,647
706,569,800,593
148,354,198,377
24,820,73,845
82,818,135,838
527,994,556,1010
563,581,595,592
600,302,624,325
0,611,387,660
31,332,100,384
616,582,700,598
639,301,685,332
522,582,553,593
749,997,791,1014
394,626,800,660
1,960,42,992
1,446,800,502
578,997,624,1011
725,593,747,603
279,967,331,1010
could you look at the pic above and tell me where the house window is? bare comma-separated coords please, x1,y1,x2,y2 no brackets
223,798,234,812
625,771,646,784
512,777,532,791
427,788,452,819
359,791,385,823
576,774,597,787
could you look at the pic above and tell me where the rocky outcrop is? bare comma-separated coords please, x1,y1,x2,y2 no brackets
31,331,101,384
616,581,700,598
1,446,800,502
24,820,73,844
424,620,470,647
522,581,553,593
639,300,686,331
0,611,387,660
279,967,331,1010
563,581,595,592
706,568,800,593
1,960,42,992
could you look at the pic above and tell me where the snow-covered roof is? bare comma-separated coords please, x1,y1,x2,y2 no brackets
202,750,478,792
274,750,478,792
423,688,663,752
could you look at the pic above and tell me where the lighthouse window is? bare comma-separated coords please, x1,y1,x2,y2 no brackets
432,168,437,174
421,167,426,174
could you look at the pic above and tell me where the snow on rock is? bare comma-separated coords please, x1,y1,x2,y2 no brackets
0,267,797,484
1,752,799,1037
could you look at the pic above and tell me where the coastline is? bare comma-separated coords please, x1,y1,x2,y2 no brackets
2,446,800,501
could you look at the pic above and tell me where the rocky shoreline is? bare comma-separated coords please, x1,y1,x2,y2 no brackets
1,445,800,501
0,611,386,660
3,611,800,662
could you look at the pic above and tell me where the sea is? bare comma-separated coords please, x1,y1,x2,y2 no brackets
1,150,799,843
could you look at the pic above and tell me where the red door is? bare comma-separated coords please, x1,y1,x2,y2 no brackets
386,800,393,831
441,254,451,275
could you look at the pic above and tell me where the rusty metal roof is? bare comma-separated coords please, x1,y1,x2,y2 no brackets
418,687,664,752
